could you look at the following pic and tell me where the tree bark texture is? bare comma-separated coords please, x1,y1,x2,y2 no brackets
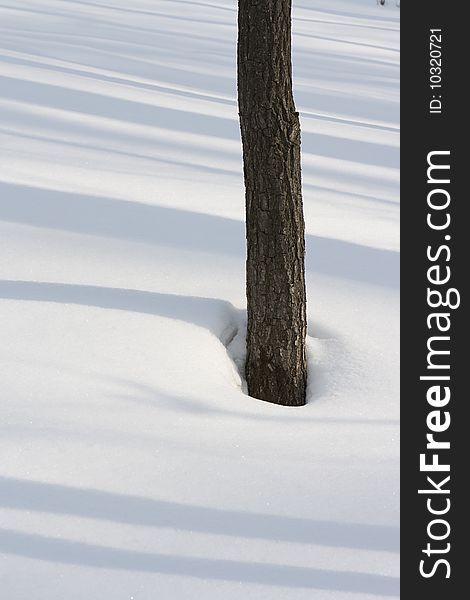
237,0,307,406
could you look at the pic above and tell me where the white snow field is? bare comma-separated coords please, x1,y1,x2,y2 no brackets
0,1,399,598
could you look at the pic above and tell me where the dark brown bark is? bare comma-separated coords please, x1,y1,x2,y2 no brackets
237,0,307,406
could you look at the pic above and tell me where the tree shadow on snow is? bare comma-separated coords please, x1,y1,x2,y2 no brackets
0,528,398,595
0,182,399,288
0,477,399,553
0,278,239,343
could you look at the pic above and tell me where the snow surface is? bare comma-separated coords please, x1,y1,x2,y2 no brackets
0,1,399,598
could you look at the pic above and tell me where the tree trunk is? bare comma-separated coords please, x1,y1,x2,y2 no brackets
237,0,307,406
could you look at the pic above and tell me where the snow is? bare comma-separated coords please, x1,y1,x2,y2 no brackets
0,1,399,598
